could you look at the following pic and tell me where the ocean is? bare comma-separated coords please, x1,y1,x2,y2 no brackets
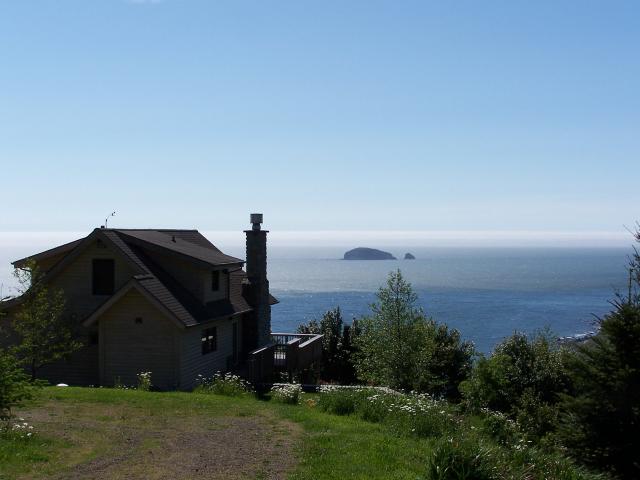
262,247,629,354
0,241,630,354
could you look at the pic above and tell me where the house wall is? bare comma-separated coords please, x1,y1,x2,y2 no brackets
100,289,180,389
50,239,137,321
142,250,229,303
179,316,241,390
0,239,133,386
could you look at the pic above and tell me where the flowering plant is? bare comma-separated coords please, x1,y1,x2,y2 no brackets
271,384,302,404
195,372,252,396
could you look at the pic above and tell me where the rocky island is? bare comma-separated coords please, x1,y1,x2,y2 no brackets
343,247,397,260
404,253,416,260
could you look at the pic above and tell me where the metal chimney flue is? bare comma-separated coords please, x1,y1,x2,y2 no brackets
250,213,263,231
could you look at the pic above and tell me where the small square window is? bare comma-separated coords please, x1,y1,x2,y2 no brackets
211,271,220,291
201,327,217,355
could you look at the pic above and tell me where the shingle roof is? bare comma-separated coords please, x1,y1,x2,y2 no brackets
115,229,242,267
4,228,276,327
12,238,83,268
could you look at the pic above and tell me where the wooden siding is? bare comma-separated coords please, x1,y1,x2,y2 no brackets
100,290,180,390
50,239,136,320
143,250,228,303
179,316,240,390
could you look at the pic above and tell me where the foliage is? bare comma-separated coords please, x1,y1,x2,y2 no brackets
460,330,569,439
557,230,640,479
271,384,301,404
415,320,476,401
11,260,82,381
354,270,425,390
353,270,474,397
194,372,252,396
316,387,603,480
136,371,152,392
297,307,358,383
424,437,494,480
0,348,32,420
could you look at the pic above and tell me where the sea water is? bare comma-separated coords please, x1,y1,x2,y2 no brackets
261,247,629,354
0,243,630,354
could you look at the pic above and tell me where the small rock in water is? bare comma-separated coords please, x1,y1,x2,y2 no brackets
404,253,416,260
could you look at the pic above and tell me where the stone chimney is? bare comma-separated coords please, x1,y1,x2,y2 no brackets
245,213,271,347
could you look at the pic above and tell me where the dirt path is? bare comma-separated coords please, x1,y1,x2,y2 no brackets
18,400,301,480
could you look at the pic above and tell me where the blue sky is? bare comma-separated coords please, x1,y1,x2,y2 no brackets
1,0,638,235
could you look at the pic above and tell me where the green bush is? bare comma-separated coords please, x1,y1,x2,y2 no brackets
0,348,32,420
271,384,301,404
460,331,569,439
136,371,152,392
194,372,252,396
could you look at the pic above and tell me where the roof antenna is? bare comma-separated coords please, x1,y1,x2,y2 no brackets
103,211,116,229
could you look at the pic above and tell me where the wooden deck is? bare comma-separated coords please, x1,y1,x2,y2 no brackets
246,332,323,384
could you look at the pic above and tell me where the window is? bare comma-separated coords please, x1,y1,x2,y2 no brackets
201,327,217,355
92,259,115,295
211,270,220,291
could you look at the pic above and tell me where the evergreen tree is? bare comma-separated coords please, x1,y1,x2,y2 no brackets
558,232,640,478
354,270,425,390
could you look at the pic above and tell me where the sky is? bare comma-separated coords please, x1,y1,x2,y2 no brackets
0,0,638,239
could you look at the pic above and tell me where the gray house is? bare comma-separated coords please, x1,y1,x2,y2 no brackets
0,214,302,390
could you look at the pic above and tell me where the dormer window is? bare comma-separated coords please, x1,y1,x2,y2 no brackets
92,259,115,295
211,270,220,291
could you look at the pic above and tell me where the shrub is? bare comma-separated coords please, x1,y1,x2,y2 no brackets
0,348,32,420
297,307,358,383
460,331,569,439
271,384,301,404
136,371,152,392
194,372,252,396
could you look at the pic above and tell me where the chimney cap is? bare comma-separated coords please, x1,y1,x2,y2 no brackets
250,213,263,231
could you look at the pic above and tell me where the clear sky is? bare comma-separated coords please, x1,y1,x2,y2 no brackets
1,0,638,236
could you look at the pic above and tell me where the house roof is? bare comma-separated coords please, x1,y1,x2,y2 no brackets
4,228,277,327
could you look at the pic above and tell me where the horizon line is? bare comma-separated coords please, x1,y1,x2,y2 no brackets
0,229,634,249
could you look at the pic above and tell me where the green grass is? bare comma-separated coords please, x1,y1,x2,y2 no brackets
0,387,436,479
0,387,605,480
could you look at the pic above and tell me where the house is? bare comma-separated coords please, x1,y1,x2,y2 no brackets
0,214,321,389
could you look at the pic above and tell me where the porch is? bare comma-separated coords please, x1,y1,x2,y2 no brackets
245,332,323,384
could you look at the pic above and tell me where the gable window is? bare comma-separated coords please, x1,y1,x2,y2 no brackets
92,259,115,295
211,270,220,291
201,327,217,355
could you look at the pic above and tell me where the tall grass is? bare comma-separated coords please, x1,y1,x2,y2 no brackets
317,387,605,480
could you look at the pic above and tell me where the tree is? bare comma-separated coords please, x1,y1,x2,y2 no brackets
297,307,357,383
558,228,640,478
415,320,476,401
11,260,81,381
0,347,31,419
354,270,426,390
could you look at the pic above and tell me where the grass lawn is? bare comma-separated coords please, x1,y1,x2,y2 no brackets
1,387,434,480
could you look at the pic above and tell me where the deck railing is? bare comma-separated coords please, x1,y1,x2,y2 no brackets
247,332,323,383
